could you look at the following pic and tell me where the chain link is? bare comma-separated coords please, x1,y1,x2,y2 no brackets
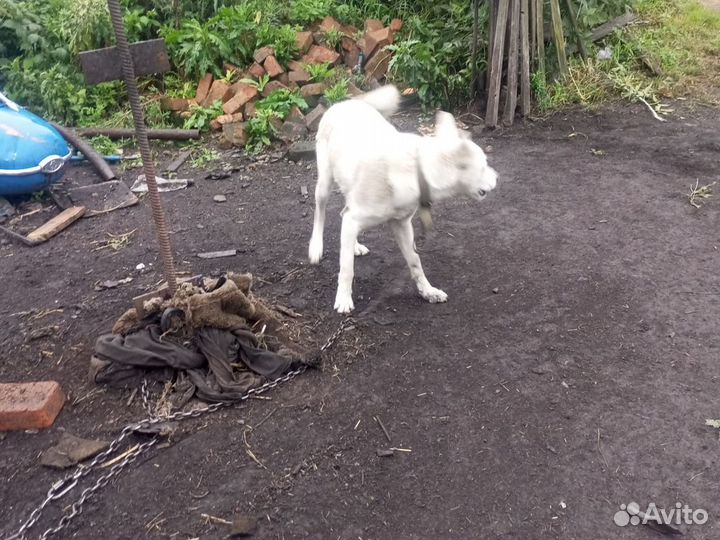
5,318,350,540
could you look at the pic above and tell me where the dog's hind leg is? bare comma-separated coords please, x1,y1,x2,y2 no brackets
308,140,332,264
391,217,448,304
334,213,360,313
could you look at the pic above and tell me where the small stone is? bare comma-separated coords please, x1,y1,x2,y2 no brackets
305,104,327,131
213,194,227,203
41,433,109,469
287,141,316,162
376,448,394,457
230,515,257,537
492,287,499,294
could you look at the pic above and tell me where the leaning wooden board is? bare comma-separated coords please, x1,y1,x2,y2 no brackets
26,206,86,244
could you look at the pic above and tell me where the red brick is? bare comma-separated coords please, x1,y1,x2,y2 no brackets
288,60,305,72
287,106,305,124
195,73,213,104
262,80,289,97
277,72,290,86
296,31,314,54
223,62,240,73
202,80,232,107
300,82,327,97
278,117,308,142
159,97,190,112
364,19,384,34
302,45,341,66
216,112,244,125
247,62,266,80
390,18,403,32
263,55,285,78
362,27,394,57
222,122,249,146
210,118,222,131
223,83,258,114
319,16,343,33
0,381,65,431
341,35,356,52
253,46,275,64
305,103,327,131
244,100,257,118
347,82,364,96
364,49,393,80
343,43,361,70
289,69,312,84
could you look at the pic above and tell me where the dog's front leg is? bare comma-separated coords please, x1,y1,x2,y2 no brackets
334,213,360,313
392,217,448,304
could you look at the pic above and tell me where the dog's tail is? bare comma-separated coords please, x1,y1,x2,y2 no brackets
357,85,401,117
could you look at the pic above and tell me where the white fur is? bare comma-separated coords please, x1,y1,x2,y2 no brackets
308,85,498,313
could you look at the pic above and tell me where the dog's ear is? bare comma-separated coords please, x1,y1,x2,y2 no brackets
434,111,459,139
453,139,472,162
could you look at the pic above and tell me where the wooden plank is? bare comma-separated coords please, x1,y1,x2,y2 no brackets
520,0,532,116
536,0,545,75
79,39,170,85
549,0,569,78
503,0,520,125
26,207,86,244
164,149,193,173
563,0,588,61
566,12,638,55
485,0,510,128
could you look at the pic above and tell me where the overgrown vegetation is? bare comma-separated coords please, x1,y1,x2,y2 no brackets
1,0,717,132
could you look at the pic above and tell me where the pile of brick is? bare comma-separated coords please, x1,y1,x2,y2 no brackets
159,16,403,148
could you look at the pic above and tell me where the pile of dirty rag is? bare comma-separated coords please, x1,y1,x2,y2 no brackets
90,272,319,403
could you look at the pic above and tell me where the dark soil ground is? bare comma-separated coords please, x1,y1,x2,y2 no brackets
1,102,719,540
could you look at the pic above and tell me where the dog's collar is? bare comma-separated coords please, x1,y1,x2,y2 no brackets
417,156,433,232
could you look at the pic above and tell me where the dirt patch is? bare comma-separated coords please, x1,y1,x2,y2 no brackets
1,102,719,539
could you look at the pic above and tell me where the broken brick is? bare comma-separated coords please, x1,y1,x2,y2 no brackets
0,381,65,431
262,80,289,97
362,27,394,57
343,43,362,70
223,83,258,114
194,73,213,104
364,19,384,34
264,55,285,78
202,80,232,107
159,97,190,112
247,62,266,80
244,100,257,119
300,82,327,98
288,60,305,72
319,16,343,33
289,69,312,84
302,45,341,66
296,31,314,54
253,46,275,64
216,112,244,125
364,49,393,80
222,122,249,146
305,103,327,131
278,118,308,142
390,18,404,32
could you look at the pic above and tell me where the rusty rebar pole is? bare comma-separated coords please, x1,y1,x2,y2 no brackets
106,0,177,293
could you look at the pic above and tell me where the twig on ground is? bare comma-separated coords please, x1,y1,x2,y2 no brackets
374,415,392,443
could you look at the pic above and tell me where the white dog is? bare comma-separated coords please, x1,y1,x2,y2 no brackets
308,85,498,313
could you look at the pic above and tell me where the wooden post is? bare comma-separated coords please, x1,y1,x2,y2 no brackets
536,0,545,76
471,0,481,96
563,0,588,61
485,0,510,128
503,0,520,124
530,0,536,68
549,0,568,78
520,0,532,116
486,0,498,91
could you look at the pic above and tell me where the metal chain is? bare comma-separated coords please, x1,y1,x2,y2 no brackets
5,318,351,540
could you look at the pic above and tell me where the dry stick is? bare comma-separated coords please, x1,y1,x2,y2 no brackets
520,0,532,115
374,416,392,443
536,0,545,75
485,0,510,127
504,0,520,124
563,0,588,62
549,0,569,78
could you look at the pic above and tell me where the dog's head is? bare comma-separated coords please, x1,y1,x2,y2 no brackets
434,111,498,201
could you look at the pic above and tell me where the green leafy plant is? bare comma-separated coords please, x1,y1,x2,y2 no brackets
324,79,349,104
288,0,331,25
54,0,114,55
190,147,220,168
162,18,234,79
124,7,160,42
246,109,283,154
240,74,271,92
323,27,345,51
257,24,300,64
304,62,334,82
183,100,224,131
256,88,308,117
89,135,120,156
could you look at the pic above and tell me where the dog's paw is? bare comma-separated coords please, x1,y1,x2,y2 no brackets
420,286,448,304
334,294,355,314
308,238,323,264
354,242,369,257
